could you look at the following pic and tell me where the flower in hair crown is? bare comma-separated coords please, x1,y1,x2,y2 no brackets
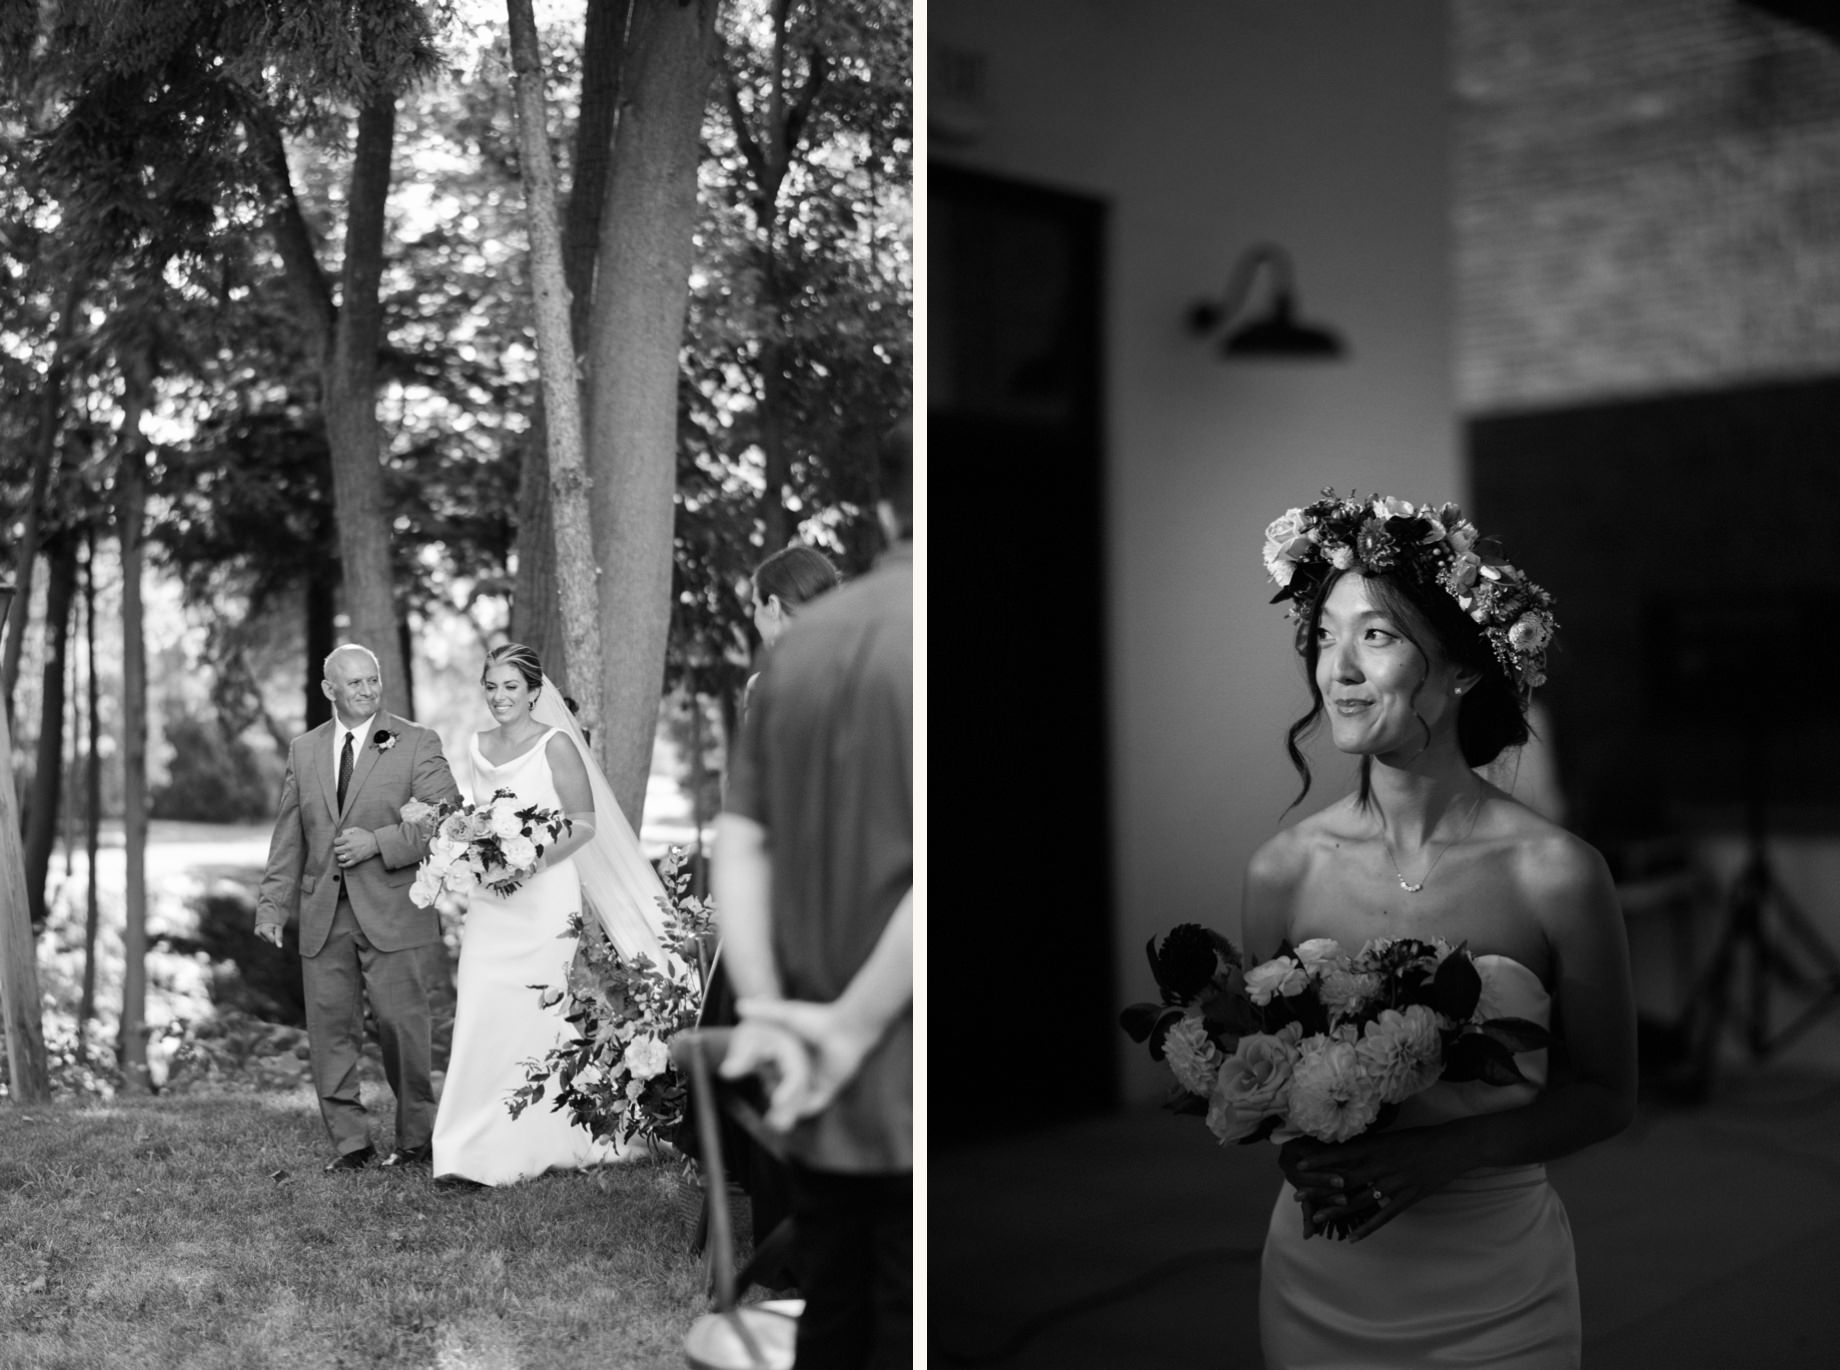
1263,489,1557,691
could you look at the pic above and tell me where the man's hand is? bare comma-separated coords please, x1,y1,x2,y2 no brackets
255,923,284,948
333,828,380,868
717,1017,814,1130
734,995,885,1130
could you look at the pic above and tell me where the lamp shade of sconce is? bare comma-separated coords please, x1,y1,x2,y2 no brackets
1188,243,1346,360
0,582,13,636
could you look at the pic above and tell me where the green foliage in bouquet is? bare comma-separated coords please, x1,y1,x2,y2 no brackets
506,848,715,1155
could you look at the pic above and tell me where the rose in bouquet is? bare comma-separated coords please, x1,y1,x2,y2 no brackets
1121,926,1550,1150
405,788,572,906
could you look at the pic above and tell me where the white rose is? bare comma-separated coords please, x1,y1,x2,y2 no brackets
1205,1026,1301,1144
442,864,476,893
1244,955,1309,1005
626,1034,670,1081
500,834,539,872
1293,938,1347,974
489,805,525,840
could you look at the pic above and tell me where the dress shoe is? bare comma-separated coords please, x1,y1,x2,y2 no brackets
324,1145,375,1173
381,1144,432,1169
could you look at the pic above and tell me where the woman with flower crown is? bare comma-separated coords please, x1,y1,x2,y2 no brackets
429,642,673,1187
1244,493,1637,1368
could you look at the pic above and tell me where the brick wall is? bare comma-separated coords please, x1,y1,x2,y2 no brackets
1456,0,1840,412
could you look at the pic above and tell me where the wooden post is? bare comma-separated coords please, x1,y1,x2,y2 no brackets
0,582,50,1102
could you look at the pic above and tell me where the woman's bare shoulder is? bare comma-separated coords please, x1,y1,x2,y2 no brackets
1247,797,1362,891
1492,800,1614,909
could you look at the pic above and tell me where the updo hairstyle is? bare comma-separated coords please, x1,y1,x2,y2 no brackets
483,642,544,695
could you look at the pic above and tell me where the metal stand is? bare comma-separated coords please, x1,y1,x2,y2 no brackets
1678,803,1840,1100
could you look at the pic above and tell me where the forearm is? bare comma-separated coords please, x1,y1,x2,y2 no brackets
1436,1073,1634,1173
831,889,913,1039
714,814,783,1001
541,812,596,867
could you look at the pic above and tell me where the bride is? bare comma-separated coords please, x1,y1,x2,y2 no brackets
1246,494,1636,1368
431,642,671,1187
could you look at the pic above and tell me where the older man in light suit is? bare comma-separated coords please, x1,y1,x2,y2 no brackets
255,644,462,1171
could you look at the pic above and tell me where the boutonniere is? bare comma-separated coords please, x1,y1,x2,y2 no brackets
373,731,397,753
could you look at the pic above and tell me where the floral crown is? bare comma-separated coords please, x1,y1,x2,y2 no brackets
1262,489,1557,691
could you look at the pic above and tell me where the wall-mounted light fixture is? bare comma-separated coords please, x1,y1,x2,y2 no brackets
1188,243,1346,360
0,582,13,635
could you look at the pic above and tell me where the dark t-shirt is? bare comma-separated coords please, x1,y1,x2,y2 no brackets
725,544,913,1174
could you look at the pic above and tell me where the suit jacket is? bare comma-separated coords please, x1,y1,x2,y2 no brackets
255,712,463,958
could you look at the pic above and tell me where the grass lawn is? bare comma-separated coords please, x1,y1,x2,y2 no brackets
0,1083,718,1369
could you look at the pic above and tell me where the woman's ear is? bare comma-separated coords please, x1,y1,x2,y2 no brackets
1453,666,1484,698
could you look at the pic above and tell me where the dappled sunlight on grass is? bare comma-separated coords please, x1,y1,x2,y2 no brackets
1,1090,718,1369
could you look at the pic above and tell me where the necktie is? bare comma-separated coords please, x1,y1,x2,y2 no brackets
337,732,354,812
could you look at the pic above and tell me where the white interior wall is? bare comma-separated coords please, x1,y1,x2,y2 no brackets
930,1,1460,1101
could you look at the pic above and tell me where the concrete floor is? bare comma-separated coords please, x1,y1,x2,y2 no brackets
928,1067,1840,1368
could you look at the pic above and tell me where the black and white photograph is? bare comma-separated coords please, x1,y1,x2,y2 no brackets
931,2,1840,1368
0,1,911,1367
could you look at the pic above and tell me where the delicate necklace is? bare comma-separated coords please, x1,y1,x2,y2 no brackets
1381,793,1485,893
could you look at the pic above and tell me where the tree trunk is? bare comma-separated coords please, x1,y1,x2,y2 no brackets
760,335,791,549
0,688,48,1102
509,0,629,671
585,0,719,826
115,368,152,1094
1,280,79,720
508,0,606,753
323,95,412,716
23,532,77,929
78,529,100,1061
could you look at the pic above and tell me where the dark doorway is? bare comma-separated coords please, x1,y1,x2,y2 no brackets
929,165,1116,1145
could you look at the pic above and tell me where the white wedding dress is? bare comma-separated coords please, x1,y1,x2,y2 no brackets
431,728,614,1185
1260,955,1580,1368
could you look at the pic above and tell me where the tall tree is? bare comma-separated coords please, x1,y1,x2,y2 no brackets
0,582,48,1101
584,0,721,824
21,527,76,928
507,0,603,745
113,346,153,1093
509,0,629,683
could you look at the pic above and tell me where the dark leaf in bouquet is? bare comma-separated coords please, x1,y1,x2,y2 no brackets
1200,976,1256,1038
1440,1033,1528,1086
1167,1090,1208,1117
1426,950,1482,1021
1478,1017,1551,1055
1147,1010,1184,1062
1120,1002,1166,1044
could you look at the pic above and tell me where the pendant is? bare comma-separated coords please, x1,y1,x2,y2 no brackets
1397,876,1424,893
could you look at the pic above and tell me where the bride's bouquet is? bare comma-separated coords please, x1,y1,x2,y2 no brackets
404,789,572,906
1121,927,1551,1146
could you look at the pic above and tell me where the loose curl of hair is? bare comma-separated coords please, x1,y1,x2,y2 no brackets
1284,568,1532,812
483,642,544,695
753,544,842,611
